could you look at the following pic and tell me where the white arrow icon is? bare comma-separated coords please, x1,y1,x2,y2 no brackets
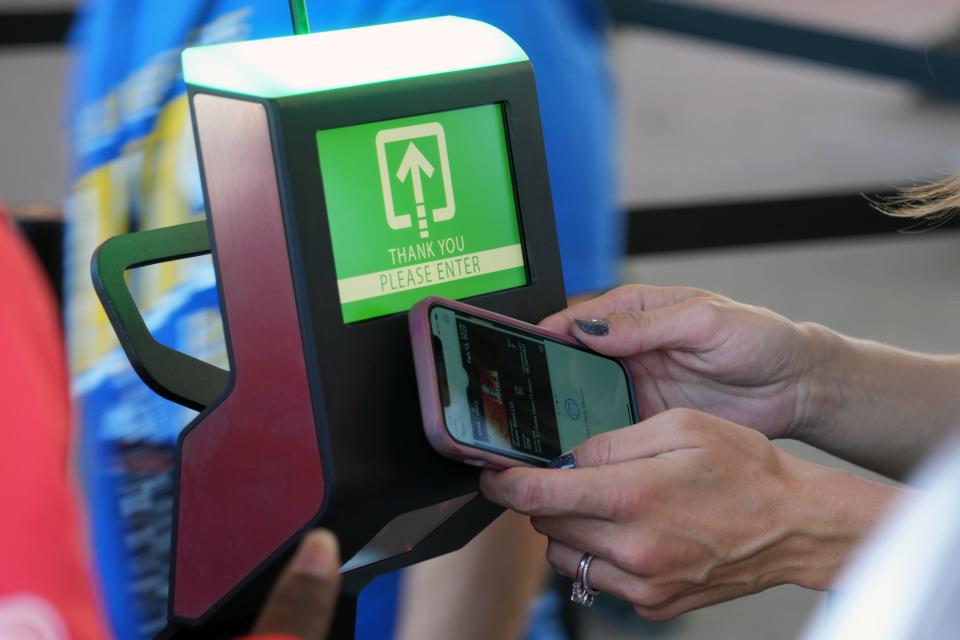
396,142,435,238
376,122,455,236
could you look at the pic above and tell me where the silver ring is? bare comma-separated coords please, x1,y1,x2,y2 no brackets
570,553,600,607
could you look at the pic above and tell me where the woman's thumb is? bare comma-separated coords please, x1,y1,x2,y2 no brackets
571,300,704,356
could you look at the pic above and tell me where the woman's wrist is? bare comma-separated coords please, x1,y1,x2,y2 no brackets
791,321,851,443
792,322,960,476
774,454,901,591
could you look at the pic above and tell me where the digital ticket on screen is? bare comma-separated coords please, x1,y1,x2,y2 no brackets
317,104,528,323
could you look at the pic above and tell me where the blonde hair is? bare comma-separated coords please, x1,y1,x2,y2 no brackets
874,176,960,221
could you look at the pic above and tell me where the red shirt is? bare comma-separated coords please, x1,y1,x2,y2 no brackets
0,212,110,639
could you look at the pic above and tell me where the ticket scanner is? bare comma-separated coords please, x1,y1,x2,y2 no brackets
92,17,565,637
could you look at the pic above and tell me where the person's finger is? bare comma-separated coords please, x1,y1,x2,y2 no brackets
545,541,672,608
572,409,712,468
546,540,637,597
533,515,640,573
547,541,749,619
479,466,630,519
539,285,714,336
483,412,716,517
532,515,664,576
570,296,723,357
252,529,342,640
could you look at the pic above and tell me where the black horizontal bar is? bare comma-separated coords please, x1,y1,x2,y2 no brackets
608,0,960,98
626,190,960,254
0,11,73,47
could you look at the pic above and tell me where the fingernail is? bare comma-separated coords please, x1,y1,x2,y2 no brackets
548,453,577,469
575,318,609,336
290,529,339,577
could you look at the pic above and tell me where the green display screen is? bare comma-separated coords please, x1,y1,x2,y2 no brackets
317,104,527,323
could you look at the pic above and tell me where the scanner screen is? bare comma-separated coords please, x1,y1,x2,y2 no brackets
317,104,528,323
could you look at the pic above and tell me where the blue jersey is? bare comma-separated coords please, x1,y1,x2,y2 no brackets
66,2,618,638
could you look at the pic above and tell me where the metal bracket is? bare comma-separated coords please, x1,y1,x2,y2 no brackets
90,220,228,411
610,0,960,99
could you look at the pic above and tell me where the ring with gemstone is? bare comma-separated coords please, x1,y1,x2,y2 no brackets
570,552,600,607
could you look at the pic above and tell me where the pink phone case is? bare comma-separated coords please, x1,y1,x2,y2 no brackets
409,296,635,470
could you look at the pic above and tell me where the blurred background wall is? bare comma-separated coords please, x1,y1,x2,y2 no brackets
0,0,71,206
3,1,960,639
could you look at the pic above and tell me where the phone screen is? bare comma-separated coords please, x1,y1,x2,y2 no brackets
429,304,637,465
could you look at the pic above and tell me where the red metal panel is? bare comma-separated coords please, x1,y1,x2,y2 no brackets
173,94,324,620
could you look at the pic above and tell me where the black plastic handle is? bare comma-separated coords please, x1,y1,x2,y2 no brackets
91,220,229,411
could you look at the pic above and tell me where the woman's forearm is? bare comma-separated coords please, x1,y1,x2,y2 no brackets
796,323,960,479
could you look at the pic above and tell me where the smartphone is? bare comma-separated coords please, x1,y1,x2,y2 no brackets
409,296,639,468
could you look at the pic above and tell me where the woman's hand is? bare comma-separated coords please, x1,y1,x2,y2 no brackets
540,285,829,440
480,410,899,621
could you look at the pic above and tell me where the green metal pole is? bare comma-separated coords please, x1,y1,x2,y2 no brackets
288,0,310,35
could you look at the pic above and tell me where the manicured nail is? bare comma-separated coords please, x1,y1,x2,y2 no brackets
290,529,339,577
548,453,577,469
575,318,609,336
